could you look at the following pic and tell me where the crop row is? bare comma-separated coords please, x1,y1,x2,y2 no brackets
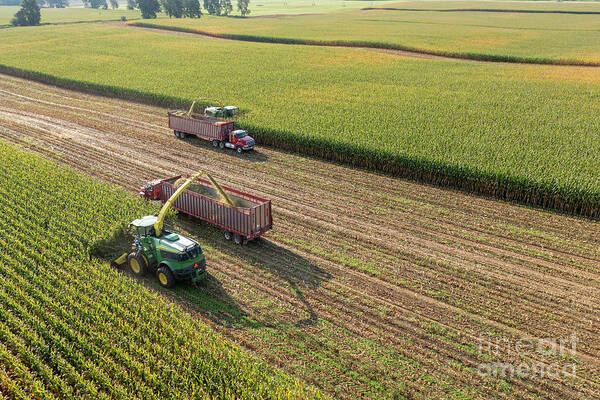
130,18,600,67
0,142,322,399
1,23,599,217
129,1,600,65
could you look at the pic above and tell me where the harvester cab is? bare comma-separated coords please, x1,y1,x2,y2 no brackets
113,172,211,288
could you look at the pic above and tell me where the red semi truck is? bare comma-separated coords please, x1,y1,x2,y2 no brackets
168,111,255,153
140,175,272,244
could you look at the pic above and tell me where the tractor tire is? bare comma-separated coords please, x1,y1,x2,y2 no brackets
127,252,148,276
224,230,232,241
212,140,219,147
156,266,175,289
236,147,243,154
219,141,225,149
233,234,243,245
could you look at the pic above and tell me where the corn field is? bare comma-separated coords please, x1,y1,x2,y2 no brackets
133,2,600,65
0,142,322,400
1,23,599,218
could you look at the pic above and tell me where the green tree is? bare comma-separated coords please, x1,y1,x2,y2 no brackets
182,0,201,17
237,0,249,16
203,0,219,15
160,0,183,17
84,0,107,8
219,0,231,15
11,0,40,26
109,0,118,8
46,0,68,7
126,0,135,8
136,0,160,18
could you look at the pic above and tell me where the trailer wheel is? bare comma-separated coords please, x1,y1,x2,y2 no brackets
174,130,180,138
156,266,175,289
233,234,243,245
236,147,243,154
224,230,232,241
127,252,148,276
212,140,219,147
219,141,225,149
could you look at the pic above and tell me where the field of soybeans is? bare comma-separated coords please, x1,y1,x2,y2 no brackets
1,21,600,216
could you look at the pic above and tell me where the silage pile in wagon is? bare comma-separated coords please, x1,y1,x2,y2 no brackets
173,177,246,207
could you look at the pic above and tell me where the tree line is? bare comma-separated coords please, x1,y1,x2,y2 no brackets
132,0,250,19
12,0,250,27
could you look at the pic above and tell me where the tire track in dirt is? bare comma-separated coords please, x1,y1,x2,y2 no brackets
1,74,599,399
166,234,576,399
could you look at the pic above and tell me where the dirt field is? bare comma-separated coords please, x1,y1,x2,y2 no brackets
0,73,599,399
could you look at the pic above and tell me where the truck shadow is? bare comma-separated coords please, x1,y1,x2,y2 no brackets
182,221,332,329
181,136,269,163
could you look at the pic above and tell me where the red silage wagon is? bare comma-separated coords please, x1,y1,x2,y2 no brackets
140,175,272,244
168,111,255,153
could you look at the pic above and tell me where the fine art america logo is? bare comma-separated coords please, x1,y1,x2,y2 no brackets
476,333,578,379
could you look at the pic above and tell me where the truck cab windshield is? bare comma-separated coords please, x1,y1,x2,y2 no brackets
235,131,247,138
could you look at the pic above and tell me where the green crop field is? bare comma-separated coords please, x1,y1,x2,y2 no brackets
2,3,600,398
0,6,143,26
137,0,600,64
230,0,395,16
0,22,599,215
0,140,321,399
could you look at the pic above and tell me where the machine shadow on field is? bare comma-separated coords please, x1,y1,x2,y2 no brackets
181,136,269,163
172,273,253,329
183,219,332,329
216,234,332,328
140,269,253,330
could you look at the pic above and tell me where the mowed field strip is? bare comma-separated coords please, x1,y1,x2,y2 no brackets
1,74,599,399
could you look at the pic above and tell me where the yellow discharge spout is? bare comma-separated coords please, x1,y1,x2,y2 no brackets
154,171,234,237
